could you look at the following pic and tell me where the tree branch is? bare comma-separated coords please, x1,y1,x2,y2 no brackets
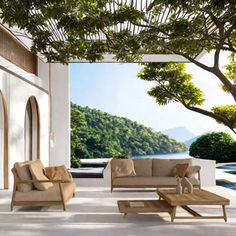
163,46,215,73
184,104,236,134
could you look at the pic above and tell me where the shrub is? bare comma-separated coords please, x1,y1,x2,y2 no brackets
71,157,81,168
189,132,236,163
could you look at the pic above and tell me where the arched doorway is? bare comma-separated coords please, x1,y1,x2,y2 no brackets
24,96,40,161
0,91,8,189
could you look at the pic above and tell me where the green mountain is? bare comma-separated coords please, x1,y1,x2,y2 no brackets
71,103,187,163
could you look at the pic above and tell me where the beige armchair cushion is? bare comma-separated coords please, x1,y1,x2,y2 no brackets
132,158,152,176
44,165,72,181
29,160,53,191
153,159,192,177
111,159,136,178
15,182,76,202
14,160,34,192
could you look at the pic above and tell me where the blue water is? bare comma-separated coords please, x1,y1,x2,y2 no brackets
217,164,236,171
216,180,236,190
216,164,236,190
132,151,191,159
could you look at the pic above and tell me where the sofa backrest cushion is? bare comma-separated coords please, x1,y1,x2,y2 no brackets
29,160,53,191
14,160,35,192
152,159,192,177
111,158,136,178
132,158,152,177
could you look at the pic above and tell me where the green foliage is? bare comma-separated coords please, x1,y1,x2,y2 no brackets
189,132,236,162
71,103,187,162
212,105,236,128
225,54,236,83
1,1,236,62
71,157,81,168
138,62,205,106
222,53,236,92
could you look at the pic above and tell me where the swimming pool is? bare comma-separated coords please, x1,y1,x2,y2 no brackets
216,180,236,190
216,163,236,190
217,164,236,175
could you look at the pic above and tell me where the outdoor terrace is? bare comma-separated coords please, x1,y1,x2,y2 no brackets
0,185,235,236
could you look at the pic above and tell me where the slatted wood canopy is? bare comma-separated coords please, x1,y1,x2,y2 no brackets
2,0,219,63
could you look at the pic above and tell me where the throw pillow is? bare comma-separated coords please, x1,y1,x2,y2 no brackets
186,165,201,178
44,165,72,181
14,161,34,192
111,158,136,178
29,160,53,191
175,163,189,177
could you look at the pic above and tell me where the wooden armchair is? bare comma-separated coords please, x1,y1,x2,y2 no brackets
11,163,76,211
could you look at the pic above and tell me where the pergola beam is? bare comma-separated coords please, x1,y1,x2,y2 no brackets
71,54,191,63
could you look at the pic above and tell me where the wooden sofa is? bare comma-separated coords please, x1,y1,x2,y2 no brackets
110,158,201,192
11,160,76,211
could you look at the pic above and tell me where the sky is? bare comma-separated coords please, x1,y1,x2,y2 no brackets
70,52,235,138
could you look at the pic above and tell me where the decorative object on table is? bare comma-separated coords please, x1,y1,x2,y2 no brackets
174,163,189,194
176,176,183,194
173,163,202,194
181,177,194,193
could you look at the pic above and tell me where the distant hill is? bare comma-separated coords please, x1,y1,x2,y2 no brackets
162,127,196,142
185,132,211,146
71,103,188,159
184,135,201,146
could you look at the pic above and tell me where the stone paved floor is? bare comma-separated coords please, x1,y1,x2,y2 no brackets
0,186,235,236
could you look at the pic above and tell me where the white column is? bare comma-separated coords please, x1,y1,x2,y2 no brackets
49,63,70,167
0,98,4,189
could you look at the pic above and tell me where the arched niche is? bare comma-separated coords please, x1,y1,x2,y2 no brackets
0,90,8,189
24,96,40,161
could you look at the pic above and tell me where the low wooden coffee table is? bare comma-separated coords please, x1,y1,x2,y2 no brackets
156,188,230,222
117,200,173,216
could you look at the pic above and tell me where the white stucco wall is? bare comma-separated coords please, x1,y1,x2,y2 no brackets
0,96,4,189
0,56,49,188
192,158,216,187
49,63,70,168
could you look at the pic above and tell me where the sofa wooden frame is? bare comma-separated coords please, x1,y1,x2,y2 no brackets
11,170,75,211
111,169,201,192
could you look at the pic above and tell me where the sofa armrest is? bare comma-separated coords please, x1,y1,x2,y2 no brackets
197,169,201,187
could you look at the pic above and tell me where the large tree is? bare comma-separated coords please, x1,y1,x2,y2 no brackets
1,0,236,131
138,61,236,134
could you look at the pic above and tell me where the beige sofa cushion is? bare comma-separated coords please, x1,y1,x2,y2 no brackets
44,165,72,181
15,182,76,202
14,160,34,192
113,176,200,187
153,159,192,177
132,158,152,176
29,160,53,191
111,158,136,178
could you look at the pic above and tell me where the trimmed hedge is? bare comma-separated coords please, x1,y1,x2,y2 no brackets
189,132,236,163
